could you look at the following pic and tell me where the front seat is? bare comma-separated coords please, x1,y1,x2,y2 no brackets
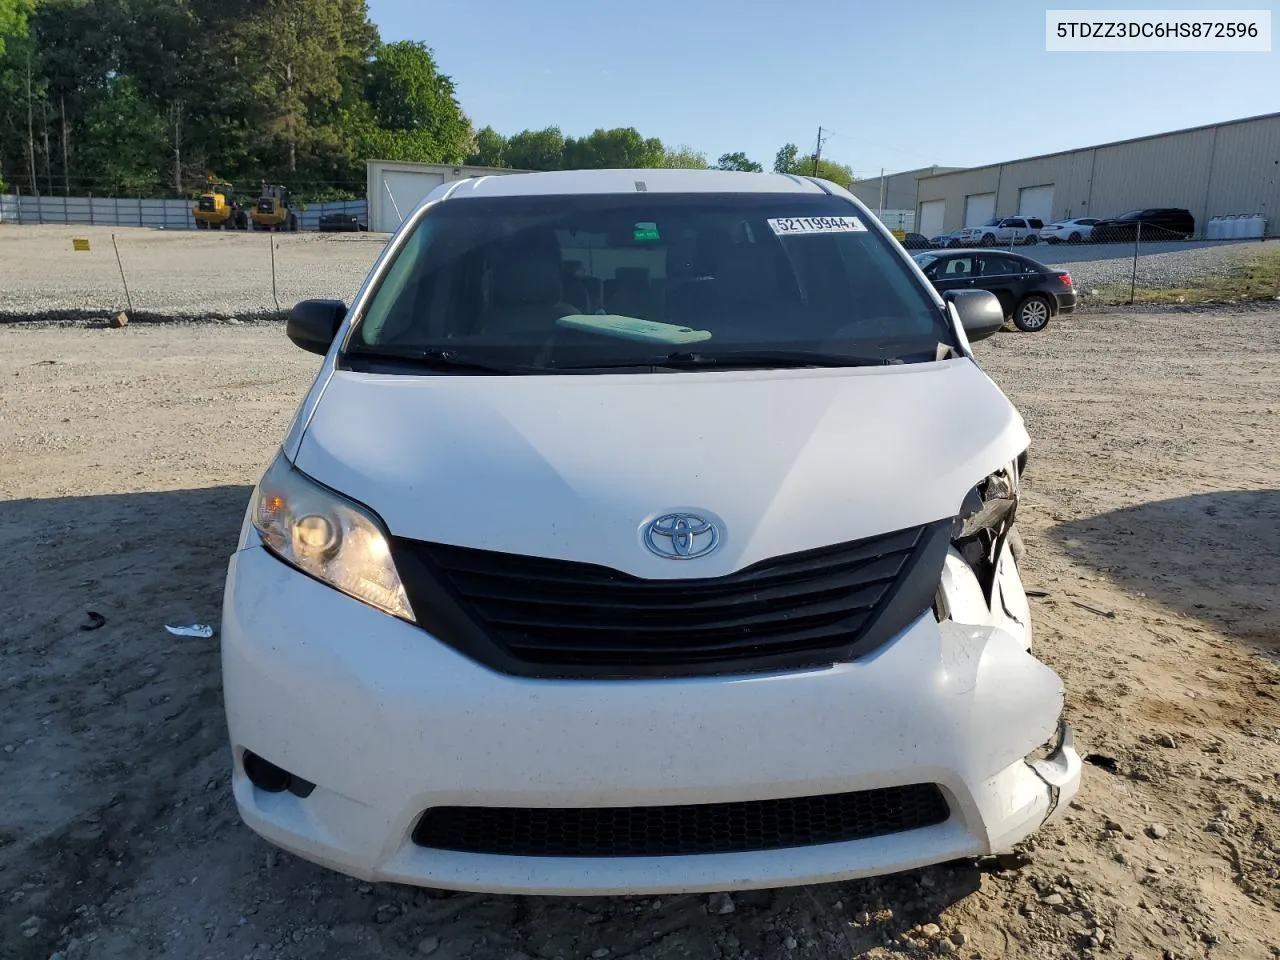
481,230,583,339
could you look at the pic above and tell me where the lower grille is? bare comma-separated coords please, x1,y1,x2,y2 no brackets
412,785,949,857
392,519,951,679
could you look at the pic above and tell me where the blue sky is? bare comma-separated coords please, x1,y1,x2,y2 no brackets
367,0,1278,176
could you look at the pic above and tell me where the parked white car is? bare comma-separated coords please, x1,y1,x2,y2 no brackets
1039,218,1098,244
221,167,1081,896
958,216,1044,247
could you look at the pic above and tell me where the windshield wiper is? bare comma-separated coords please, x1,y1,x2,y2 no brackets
557,350,902,371
342,346,531,375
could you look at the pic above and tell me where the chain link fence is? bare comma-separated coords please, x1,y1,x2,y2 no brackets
0,224,388,321
0,192,369,232
916,217,1278,306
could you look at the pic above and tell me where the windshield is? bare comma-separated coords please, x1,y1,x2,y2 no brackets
1116,210,1144,220
344,193,954,374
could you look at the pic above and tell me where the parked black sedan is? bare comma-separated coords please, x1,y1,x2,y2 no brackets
911,249,1075,332
318,212,369,232
1090,207,1194,243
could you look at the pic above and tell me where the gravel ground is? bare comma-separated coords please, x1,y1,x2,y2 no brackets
1032,239,1276,291
1,304,1278,960
1,225,1274,321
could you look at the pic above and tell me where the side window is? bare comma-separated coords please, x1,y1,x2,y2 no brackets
977,256,1018,277
943,257,973,277
1028,218,1044,229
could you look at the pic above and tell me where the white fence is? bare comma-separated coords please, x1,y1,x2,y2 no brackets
0,194,368,231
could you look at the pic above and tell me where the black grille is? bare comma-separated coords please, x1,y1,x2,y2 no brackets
257,199,274,213
392,519,950,678
197,197,215,212
412,785,949,857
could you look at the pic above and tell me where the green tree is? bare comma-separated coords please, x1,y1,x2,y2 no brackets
73,75,167,194
772,141,855,186
0,0,32,56
802,156,855,186
715,151,762,172
773,143,799,174
0,26,45,194
563,127,663,169
238,0,378,173
467,125,507,167
657,144,708,169
365,40,470,163
505,126,565,170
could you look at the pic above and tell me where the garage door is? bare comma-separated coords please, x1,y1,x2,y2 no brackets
964,193,996,228
1018,184,1055,223
918,199,946,238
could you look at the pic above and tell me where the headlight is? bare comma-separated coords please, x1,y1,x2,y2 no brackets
250,453,415,621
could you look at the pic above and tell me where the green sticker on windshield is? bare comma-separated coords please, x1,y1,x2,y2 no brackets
633,221,660,241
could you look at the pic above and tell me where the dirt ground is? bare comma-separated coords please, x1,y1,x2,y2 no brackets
1,305,1278,960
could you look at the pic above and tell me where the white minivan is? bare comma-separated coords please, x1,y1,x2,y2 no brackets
221,168,1080,895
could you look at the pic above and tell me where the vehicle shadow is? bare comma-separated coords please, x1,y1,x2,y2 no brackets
1048,489,1280,653
0,484,994,959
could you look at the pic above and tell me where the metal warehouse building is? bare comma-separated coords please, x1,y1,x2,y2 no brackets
855,112,1280,239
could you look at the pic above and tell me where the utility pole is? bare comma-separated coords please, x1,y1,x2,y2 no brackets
878,167,886,217
811,126,826,177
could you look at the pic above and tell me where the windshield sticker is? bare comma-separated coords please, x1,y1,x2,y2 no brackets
767,216,867,236
633,221,660,242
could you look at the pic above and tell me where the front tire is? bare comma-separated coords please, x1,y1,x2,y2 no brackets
981,233,996,246
1068,231,1081,243
1013,295,1051,332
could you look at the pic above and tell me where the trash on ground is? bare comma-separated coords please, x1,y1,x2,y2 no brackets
1071,600,1115,618
165,623,214,638
1084,753,1120,773
79,611,106,631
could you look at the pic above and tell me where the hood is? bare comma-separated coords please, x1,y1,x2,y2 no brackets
293,359,1028,579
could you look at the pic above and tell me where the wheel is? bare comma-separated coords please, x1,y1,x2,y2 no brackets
1068,231,1081,243
1013,295,1052,332
1023,234,1038,245
196,219,208,230
981,233,996,246
288,213,298,232
947,238,961,248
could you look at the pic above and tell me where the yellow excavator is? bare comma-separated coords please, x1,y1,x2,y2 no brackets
192,177,248,230
249,181,299,232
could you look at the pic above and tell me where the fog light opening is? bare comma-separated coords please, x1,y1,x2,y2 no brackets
242,750,314,797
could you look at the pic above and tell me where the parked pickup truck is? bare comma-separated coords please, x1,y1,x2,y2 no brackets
957,217,1044,247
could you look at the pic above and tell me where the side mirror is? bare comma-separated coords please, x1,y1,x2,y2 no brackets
286,299,347,355
944,289,1004,342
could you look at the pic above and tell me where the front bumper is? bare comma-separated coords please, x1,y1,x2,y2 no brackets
221,545,1081,895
